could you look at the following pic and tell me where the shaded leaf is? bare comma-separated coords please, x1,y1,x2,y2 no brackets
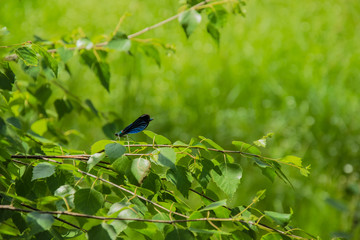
74,188,104,215
32,163,56,181
26,212,54,235
166,166,191,197
166,229,194,240
93,61,110,92
88,223,117,240
142,44,161,67
260,233,284,240
85,99,99,116
206,23,220,46
105,143,126,163
54,99,73,119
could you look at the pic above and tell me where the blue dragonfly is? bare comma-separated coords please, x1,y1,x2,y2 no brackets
115,114,153,138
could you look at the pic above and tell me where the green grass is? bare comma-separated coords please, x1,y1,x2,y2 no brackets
2,0,360,238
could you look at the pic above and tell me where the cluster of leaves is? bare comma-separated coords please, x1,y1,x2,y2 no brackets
0,0,314,239
0,129,312,239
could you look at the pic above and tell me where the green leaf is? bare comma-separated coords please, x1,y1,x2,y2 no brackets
105,143,126,163
142,45,161,67
88,223,117,240
261,167,277,182
0,66,15,90
107,32,131,52
166,229,194,240
76,38,94,49
91,140,114,154
74,188,104,215
112,155,131,175
199,136,224,150
232,141,261,155
32,163,56,181
156,148,176,169
15,47,38,66
34,84,52,104
54,99,73,119
188,211,205,229
0,117,6,135
57,46,74,63
87,152,106,171
80,50,110,92
54,185,75,197
201,199,227,211
143,130,171,144
166,166,191,197
131,158,151,184
281,155,302,167
31,118,48,136
264,210,293,227
26,212,54,234
93,61,110,92
206,23,220,46
253,133,273,148
178,9,202,38
211,163,242,196
32,44,58,77
85,99,99,116
207,5,228,27
152,212,170,231
260,233,284,240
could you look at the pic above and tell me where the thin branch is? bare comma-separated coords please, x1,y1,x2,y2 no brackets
20,203,85,232
0,205,309,239
77,169,188,219
2,0,212,61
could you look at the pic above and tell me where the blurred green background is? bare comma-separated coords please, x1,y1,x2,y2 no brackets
2,0,360,238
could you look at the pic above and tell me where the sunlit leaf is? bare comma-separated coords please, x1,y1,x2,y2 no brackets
232,141,261,155
32,44,58,77
201,199,227,211
131,158,151,184
15,47,38,66
87,152,106,171
211,163,242,196
91,140,114,154
143,130,171,144
264,210,293,227
178,9,202,38
107,32,131,52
